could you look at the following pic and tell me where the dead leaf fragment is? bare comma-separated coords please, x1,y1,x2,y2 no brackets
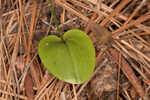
25,74,34,100
89,20,112,45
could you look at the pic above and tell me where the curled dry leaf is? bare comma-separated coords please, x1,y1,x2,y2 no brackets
24,74,34,100
89,20,112,45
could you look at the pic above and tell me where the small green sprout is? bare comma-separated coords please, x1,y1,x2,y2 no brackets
38,0,96,84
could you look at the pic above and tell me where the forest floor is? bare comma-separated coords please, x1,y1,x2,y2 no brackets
0,0,150,100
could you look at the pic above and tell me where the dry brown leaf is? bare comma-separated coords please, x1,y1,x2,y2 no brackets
89,20,112,45
24,74,34,100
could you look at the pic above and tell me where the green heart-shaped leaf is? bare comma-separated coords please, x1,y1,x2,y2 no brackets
38,29,96,84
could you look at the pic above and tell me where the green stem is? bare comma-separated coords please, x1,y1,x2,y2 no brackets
47,0,62,37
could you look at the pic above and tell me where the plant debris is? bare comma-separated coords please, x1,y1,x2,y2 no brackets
0,0,150,100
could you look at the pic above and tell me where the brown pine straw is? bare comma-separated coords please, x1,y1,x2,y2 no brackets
1,0,150,99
